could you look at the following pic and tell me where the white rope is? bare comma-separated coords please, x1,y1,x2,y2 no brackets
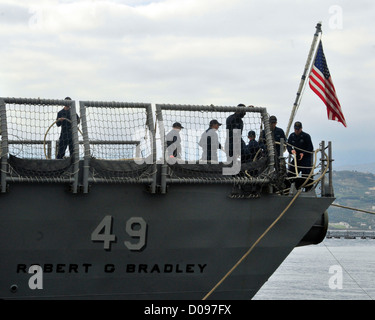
44,119,83,159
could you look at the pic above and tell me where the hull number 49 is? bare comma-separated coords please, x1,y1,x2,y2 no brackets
91,215,147,251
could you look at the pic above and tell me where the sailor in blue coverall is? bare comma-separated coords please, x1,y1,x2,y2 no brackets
287,121,314,189
56,97,80,159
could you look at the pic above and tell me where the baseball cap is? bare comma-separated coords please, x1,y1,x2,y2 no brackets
269,115,277,123
294,121,302,129
248,130,256,137
172,122,184,129
209,119,222,126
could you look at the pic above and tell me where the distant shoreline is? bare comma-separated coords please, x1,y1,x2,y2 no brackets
326,230,375,239
335,163,375,174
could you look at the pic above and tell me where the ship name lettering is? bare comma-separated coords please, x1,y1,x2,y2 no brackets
126,263,207,274
17,263,92,274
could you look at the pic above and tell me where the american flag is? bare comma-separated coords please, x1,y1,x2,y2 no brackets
309,40,347,127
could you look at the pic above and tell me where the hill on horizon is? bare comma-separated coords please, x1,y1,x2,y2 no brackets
335,162,375,174
328,170,375,229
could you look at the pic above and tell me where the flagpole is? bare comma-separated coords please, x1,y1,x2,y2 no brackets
285,22,323,137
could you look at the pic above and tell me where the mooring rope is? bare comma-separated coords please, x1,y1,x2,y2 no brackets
202,147,327,300
202,188,304,300
331,203,375,215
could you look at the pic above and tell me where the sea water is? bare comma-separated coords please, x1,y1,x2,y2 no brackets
252,238,375,300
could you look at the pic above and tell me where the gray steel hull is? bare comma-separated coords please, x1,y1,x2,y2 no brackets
0,183,334,299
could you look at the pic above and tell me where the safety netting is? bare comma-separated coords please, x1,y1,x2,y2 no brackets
0,98,79,182
1,99,312,194
80,101,155,183
156,104,267,164
155,104,277,196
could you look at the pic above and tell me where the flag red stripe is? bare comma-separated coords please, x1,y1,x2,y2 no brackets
309,77,346,125
310,67,340,107
309,79,346,126
309,66,347,127
308,41,347,127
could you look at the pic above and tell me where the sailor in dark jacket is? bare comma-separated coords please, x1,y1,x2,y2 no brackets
56,97,80,159
244,130,260,162
225,104,247,160
259,115,286,157
287,121,314,188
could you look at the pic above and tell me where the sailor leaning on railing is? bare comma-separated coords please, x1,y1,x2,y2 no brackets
55,97,80,159
286,121,314,190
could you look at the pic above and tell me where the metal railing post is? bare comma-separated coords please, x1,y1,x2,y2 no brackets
80,101,90,193
328,141,333,195
155,104,167,194
320,141,325,197
0,99,8,193
70,100,79,193
146,104,157,193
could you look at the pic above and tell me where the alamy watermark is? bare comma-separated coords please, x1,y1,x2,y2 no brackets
328,5,343,30
28,265,43,290
28,6,43,30
328,265,343,290
134,126,244,176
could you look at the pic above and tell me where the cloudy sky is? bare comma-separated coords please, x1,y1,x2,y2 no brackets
0,0,374,168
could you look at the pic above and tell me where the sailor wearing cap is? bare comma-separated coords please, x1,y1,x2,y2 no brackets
259,115,286,157
199,119,222,162
287,121,313,161
286,121,314,188
166,122,184,159
244,130,260,162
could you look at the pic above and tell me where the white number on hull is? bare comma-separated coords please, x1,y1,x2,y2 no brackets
91,215,116,250
124,217,147,251
91,216,147,251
